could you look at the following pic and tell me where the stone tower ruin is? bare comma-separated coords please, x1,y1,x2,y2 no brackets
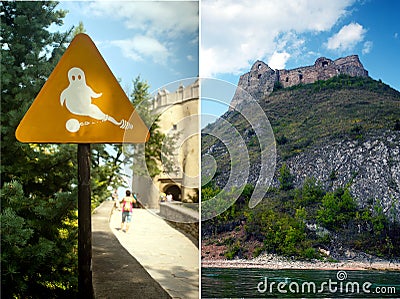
230,55,368,109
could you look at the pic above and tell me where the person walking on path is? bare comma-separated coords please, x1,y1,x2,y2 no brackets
112,188,120,211
120,190,136,232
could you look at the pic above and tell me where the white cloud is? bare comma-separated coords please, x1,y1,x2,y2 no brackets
111,35,170,64
325,22,367,51
82,1,198,66
87,1,198,38
201,0,356,77
362,40,373,54
268,52,291,70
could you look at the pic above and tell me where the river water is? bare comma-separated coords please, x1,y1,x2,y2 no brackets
202,268,400,298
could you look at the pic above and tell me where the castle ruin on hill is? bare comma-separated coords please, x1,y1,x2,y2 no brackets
230,55,369,108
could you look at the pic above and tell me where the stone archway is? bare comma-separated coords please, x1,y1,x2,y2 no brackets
164,184,182,201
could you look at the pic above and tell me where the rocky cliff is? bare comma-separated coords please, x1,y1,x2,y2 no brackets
276,131,399,219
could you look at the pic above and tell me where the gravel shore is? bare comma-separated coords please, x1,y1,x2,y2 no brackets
202,253,400,271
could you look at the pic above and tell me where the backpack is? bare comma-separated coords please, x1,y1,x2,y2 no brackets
123,199,131,211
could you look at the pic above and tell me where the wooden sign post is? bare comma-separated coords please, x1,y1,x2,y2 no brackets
77,144,93,297
15,33,149,298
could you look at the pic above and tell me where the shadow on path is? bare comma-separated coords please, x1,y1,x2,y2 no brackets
92,201,170,299
109,207,199,299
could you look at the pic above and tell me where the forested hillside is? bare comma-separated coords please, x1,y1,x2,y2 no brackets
202,75,400,261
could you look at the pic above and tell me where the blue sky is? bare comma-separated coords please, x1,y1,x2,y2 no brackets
55,1,199,95
201,0,400,119
54,1,399,123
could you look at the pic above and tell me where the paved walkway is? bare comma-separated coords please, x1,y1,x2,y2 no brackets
92,201,170,298
92,201,199,299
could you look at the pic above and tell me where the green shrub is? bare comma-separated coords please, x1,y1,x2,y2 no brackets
224,241,242,260
278,163,294,191
302,247,318,260
316,188,357,230
253,246,264,257
298,177,324,205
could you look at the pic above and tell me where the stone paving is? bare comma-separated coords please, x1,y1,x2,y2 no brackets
92,201,170,298
92,201,199,299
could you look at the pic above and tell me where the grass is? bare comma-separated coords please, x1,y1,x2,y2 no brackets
259,76,400,159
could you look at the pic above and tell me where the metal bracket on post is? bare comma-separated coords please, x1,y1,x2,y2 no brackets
78,143,94,298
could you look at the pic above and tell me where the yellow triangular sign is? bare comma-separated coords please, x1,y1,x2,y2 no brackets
16,33,149,144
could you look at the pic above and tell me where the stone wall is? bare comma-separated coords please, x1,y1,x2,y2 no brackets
231,55,368,109
159,202,199,246
278,55,368,88
230,60,278,109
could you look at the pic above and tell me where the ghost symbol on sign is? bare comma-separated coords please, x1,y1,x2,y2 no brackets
60,67,133,132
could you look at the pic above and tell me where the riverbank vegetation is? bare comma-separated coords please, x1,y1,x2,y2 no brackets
202,169,400,261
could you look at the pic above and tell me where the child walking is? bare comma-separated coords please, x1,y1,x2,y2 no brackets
120,190,136,232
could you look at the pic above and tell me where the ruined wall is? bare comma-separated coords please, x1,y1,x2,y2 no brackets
231,55,369,109
230,60,278,109
279,55,368,88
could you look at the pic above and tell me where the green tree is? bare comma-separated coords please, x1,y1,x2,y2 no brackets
1,1,71,187
316,188,357,230
301,177,324,203
90,144,127,206
129,76,178,178
1,2,79,297
201,181,221,201
1,181,78,298
371,205,387,238
278,163,294,190
72,20,86,36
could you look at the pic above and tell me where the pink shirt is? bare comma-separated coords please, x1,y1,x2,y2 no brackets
122,197,133,213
